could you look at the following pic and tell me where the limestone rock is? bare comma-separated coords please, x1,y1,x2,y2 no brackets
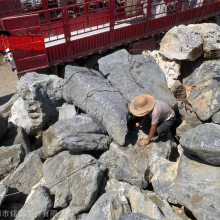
58,103,76,120
0,115,8,140
85,192,131,220
43,151,105,211
191,23,220,59
98,49,176,107
63,65,128,145
99,143,149,188
0,94,18,118
106,179,164,220
0,182,8,206
149,157,178,202
212,111,220,124
143,50,181,90
185,60,220,121
43,114,110,157
119,213,155,220
0,124,31,154
0,144,25,180
3,152,43,194
174,153,220,220
180,123,220,165
15,186,53,220
160,25,203,61
9,72,64,135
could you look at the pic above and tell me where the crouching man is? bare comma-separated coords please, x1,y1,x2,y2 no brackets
128,94,176,147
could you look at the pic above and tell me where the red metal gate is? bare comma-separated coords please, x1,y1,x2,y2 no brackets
1,14,49,74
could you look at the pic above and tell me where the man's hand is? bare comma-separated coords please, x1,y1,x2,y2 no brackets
138,138,150,147
135,122,141,128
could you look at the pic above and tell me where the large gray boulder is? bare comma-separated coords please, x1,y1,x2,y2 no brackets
15,186,53,220
43,151,105,212
63,65,128,145
3,152,43,194
98,49,176,107
0,115,8,141
184,60,220,121
0,94,18,118
0,124,31,154
180,123,220,165
99,143,149,189
0,144,25,180
85,192,131,220
160,25,203,61
9,72,64,135
43,114,111,157
173,153,220,220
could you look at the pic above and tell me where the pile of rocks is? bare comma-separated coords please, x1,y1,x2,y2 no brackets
0,23,219,220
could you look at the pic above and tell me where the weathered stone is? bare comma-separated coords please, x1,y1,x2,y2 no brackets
106,179,164,220
43,114,110,157
0,115,7,141
176,109,202,137
119,213,155,220
15,186,53,220
99,143,149,188
212,111,220,124
180,123,220,165
9,72,64,135
191,23,220,59
149,157,178,202
160,25,203,61
0,144,25,180
143,50,181,90
98,49,176,107
43,151,105,211
0,94,18,118
185,60,220,121
0,124,31,154
85,192,131,220
3,152,43,194
63,65,128,145
59,103,77,120
174,152,220,220
0,182,8,206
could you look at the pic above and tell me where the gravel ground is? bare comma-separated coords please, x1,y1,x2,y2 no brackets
0,55,18,105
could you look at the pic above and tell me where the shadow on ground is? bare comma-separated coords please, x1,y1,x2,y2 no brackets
0,93,14,106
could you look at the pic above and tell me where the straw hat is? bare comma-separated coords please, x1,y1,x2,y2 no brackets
129,94,155,117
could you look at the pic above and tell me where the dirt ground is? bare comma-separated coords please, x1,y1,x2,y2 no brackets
0,54,18,105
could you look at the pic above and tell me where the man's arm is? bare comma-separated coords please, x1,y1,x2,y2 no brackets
147,124,157,142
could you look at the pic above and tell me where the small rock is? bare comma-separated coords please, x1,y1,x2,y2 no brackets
160,25,203,61
43,151,105,211
212,111,220,124
58,103,77,120
3,152,43,194
0,115,8,141
85,192,131,220
15,186,53,220
0,124,31,154
0,144,25,180
180,123,220,165
43,114,110,157
63,65,128,145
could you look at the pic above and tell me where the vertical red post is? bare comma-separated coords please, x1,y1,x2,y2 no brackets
147,0,152,20
109,0,115,44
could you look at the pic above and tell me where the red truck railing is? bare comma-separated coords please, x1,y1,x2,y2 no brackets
1,0,220,75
